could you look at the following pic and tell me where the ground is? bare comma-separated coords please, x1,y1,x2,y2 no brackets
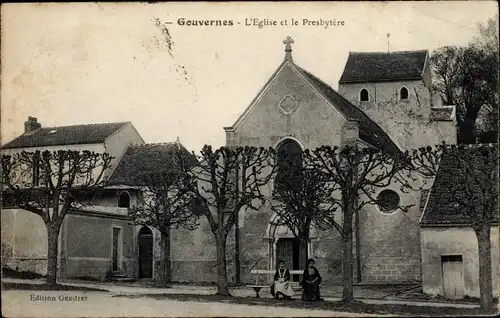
3,278,497,317
1,290,373,317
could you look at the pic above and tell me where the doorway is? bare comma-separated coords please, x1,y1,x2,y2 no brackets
441,255,465,299
112,227,122,272
138,227,153,278
276,238,300,282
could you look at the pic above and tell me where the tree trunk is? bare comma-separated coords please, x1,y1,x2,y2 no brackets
299,237,309,270
46,225,60,286
159,229,171,286
354,207,362,283
476,226,494,311
216,233,230,296
342,227,354,303
234,212,241,284
458,118,477,144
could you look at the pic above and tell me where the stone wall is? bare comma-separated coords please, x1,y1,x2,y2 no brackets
229,62,346,150
338,80,455,150
358,183,424,283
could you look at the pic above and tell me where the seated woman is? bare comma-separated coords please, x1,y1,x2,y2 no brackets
272,260,294,300
301,258,322,301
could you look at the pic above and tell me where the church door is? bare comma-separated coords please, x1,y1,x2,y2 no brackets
138,227,153,278
276,238,300,282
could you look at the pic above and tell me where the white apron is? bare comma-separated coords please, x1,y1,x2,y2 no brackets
274,269,294,297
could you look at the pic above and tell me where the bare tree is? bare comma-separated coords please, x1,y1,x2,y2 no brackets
1,150,112,286
185,145,276,296
129,151,201,286
304,145,414,303
271,152,336,270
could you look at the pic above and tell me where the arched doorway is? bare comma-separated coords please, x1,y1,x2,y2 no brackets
138,227,153,278
267,214,316,282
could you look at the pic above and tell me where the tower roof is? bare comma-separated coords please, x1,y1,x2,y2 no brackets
339,50,428,84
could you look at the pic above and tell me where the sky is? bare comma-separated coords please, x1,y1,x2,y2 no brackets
1,1,497,152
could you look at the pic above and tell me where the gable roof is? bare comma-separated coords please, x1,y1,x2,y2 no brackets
420,144,499,226
339,50,428,84
107,142,197,186
2,122,128,149
296,66,401,154
227,58,400,154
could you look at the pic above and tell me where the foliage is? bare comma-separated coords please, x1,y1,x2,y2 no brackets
431,14,499,143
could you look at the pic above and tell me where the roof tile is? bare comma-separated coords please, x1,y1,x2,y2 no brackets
421,144,499,225
107,142,197,186
339,50,428,84
297,66,401,154
2,122,128,149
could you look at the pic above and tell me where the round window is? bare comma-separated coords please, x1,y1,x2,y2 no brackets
376,189,400,213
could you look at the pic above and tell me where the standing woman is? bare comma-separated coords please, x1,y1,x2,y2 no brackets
301,258,322,301
273,260,294,300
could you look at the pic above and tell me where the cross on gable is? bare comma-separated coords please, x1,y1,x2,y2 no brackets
283,36,294,61
283,36,294,51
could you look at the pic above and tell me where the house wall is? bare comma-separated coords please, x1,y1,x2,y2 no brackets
147,218,218,283
1,209,49,274
63,212,135,280
420,226,500,298
0,208,134,280
338,80,456,149
104,123,145,178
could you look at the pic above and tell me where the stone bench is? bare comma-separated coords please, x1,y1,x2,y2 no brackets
247,269,303,298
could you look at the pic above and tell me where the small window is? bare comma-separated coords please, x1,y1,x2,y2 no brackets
118,192,130,208
376,189,400,213
400,87,409,100
360,89,369,102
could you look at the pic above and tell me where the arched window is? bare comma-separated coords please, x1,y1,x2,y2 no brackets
275,139,303,194
118,192,131,208
400,87,409,100
360,89,369,102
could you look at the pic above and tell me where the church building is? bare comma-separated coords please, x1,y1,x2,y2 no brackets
217,37,457,284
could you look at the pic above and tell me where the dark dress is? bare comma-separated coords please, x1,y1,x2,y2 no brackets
301,266,322,301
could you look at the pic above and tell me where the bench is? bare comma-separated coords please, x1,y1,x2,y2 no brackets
248,269,303,298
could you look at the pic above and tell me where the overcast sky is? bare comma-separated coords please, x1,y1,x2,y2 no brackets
1,1,497,151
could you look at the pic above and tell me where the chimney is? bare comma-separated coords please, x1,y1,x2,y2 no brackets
24,116,41,134
341,120,359,147
224,126,236,146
